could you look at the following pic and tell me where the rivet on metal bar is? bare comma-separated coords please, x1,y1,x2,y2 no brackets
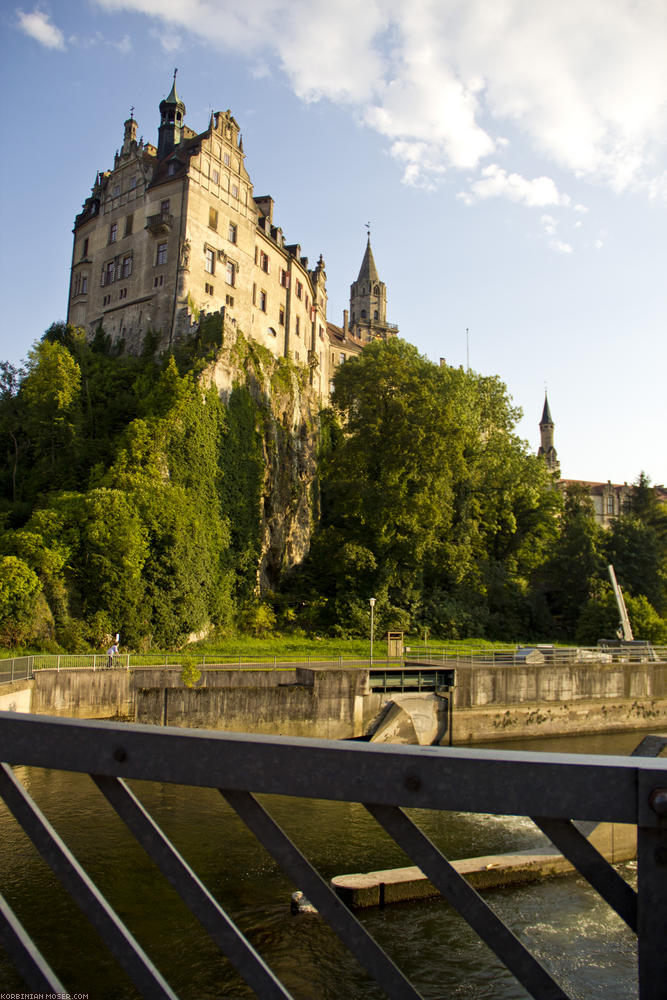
648,788,667,816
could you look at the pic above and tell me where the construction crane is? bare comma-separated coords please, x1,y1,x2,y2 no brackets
608,564,634,641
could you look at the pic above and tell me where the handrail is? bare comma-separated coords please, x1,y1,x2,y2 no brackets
1,711,665,999
1,644,664,681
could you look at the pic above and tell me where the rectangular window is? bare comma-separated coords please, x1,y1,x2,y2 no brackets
279,268,288,288
226,294,234,306
295,280,303,299
124,213,133,236
252,282,257,305
122,255,132,278
81,275,88,293
113,184,120,198
295,317,300,336
205,248,215,274
279,306,285,326
606,497,614,514
225,261,235,286
161,199,170,216
259,290,267,312
119,288,128,300
228,222,237,244
224,152,231,166
157,243,168,265
154,275,164,287
129,176,137,190
212,169,219,185
231,184,239,199
260,251,269,273
109,223,118,244
81,237,89,259
209,207,218,230
340,353,345,364
205,282,214,295
104,260,115,285
306,295,310,312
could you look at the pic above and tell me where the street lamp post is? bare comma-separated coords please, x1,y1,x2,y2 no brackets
369,597,376,665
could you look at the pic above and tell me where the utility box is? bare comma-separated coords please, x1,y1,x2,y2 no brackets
387,632,404,659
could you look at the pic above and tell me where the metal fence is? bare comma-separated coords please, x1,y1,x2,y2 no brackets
405,644,667,666
0,710,665,999
0,657,34,685
1,644,665,686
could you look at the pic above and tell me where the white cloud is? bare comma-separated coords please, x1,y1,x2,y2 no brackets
92,0,667,197
461,165,571,208
17,7,66,50
550,240,573,254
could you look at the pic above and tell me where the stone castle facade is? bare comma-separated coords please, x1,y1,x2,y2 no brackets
67,76,397,400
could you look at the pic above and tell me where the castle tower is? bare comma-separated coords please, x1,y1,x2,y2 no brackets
537,393,559,474
157,70,186,160
349,235,397,342
122,112,138,156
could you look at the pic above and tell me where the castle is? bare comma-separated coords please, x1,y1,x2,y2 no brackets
67,75,397,400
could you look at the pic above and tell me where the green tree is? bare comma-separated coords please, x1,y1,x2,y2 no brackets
0,554,49,645
542,484,606,637
20,339,82,496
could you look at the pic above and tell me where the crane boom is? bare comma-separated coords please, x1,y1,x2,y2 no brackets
608,564,634,642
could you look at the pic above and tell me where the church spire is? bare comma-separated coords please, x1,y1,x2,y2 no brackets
537,392,559,475
356,235,379,283
348,231,397,343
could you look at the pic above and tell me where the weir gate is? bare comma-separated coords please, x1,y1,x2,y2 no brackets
1,710,666,999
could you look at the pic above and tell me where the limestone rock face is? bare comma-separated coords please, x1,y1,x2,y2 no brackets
203,323,321,591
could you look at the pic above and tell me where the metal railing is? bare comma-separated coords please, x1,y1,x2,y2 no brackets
0,711,665,999
0,657,34,685
1,644,665,685
405,644,667,666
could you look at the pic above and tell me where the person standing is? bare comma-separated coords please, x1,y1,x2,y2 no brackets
106,641,119,669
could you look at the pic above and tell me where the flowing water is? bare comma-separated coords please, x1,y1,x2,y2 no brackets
0,728,651,999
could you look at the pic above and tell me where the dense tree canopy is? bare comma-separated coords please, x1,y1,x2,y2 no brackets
0,326,664,649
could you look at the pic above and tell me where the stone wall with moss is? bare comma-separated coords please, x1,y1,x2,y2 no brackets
201,321,320,595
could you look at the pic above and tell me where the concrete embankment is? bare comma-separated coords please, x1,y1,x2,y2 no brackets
331,820,637,908
4,657,667,742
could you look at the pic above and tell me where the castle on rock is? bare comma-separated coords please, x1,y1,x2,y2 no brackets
67,75,397,400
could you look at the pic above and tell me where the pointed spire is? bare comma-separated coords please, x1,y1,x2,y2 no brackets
356,235,379,282
540,393,553,425
165,68,182,107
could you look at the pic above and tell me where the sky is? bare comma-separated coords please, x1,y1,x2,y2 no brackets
1,0,666,486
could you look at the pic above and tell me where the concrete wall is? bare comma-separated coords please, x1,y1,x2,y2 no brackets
0,681,33,714
13,659,667,743
451,662,667,743
135,667,370,739
30,670,132,719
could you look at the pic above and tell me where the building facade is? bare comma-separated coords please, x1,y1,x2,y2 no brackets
67,78,398,402
68,77,332,396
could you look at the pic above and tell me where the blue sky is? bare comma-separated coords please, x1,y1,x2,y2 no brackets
1,1,665,485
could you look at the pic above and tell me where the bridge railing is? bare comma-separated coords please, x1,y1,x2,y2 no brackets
0,711,665,1000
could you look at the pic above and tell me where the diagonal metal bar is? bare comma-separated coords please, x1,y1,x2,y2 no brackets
366,803,569,1000
0,892,68,994
532,816,637,931
92,774,293,1000
222,789,424,1000
0,763,178,1000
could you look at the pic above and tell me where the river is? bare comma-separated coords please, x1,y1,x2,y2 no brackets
0,728,652,999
